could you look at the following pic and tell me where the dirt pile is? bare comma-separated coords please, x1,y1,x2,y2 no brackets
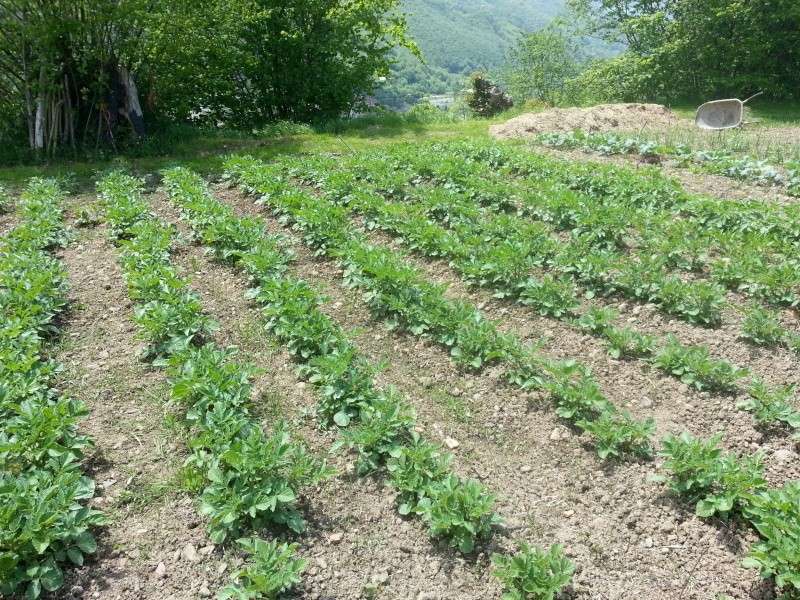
490,103,681,139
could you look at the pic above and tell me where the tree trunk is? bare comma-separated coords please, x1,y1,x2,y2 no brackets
33,66,46,150
119,65,146,138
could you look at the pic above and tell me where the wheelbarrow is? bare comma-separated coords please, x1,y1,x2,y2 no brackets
695,91,763,130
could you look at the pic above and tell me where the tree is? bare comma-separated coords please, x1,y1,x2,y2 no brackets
567,0,800,101
0,0,152,154
501,22,583,105
466,72,512,117
0,0,414,153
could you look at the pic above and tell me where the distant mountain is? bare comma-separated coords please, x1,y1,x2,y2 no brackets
377,0,567,109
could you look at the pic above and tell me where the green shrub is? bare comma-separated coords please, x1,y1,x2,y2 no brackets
492,543,574,600
218,537,306,600
420,474,501,553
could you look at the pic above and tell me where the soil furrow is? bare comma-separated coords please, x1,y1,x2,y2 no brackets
54,202,227,599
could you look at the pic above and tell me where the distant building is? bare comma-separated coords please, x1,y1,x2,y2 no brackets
422,94,455,110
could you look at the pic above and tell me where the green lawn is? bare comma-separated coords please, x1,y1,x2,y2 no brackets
2,100,798,191
0,117,500,191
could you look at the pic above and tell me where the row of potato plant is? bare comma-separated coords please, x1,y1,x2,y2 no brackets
0,179,105,599
341,146,738,326
398,141,800,313
654,432,799,594
160,166,575,597
223,157,656,462
271,152,799,439
98,171,329,599
365,140,798,319
354,143,800,353
436,140,800,311
536,130,800,197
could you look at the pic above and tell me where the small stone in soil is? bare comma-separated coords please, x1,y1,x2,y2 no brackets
328,532,343,544
444,437,460,449
181,543,201,563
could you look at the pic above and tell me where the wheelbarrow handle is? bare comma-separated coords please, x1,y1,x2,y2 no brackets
742,91,763,104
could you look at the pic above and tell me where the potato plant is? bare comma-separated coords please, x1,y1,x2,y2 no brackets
656,433,766,518
218,538,306,600
492,543,575,600
0,179,104,599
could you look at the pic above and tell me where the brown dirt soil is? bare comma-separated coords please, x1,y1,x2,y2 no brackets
54,205,229,599
211,183,784,599
490,104,681,140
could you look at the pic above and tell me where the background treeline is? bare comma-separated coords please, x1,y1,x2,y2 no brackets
497,0,800,109
0,0,411,158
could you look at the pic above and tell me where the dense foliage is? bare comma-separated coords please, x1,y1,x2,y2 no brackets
0,0,412,156
568,0,800,102
375,0,564,108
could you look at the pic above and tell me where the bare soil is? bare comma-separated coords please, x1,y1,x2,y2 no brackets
54,205,229,600
490,104,680,140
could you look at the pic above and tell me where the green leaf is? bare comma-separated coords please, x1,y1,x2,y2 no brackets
75,532,97,554
333,411,351,427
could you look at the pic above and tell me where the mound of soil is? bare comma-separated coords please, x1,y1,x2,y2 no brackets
490,103,680,139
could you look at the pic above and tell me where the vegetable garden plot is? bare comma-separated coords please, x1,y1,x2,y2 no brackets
256,150,800,441
221,149,800,598
160,167,572,597
6,135,798,598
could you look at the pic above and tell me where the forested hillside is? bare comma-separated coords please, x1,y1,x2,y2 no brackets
377,0,566,109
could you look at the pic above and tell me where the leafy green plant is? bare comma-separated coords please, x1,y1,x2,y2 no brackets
742,482,800,593
420,474,501,553
602,326,657,359
546,362,613,421
741,305,786,347
492,542,574,600
387,433,452,516
577,411,655,460
519,274,579,318
737,379,800,430
575,307,617,335
656,432,766,518
218,537,306,600
338,390,415,475
197,423,330,543
0,470,105,599
654,336,747,393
